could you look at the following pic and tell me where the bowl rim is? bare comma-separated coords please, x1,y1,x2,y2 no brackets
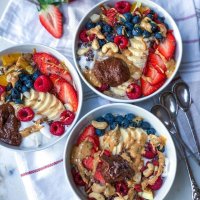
72,0,183,103
0,43,83,152
63,103,177,200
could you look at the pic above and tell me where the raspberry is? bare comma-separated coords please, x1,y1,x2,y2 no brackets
142,143,157,159
134,184,142,192
114,35,129,49
149,176,163,190
79,30,95,43
103,149,111,157
71,168,85,186
126,83,142,99
50,121,65,136
115,181,128,196
60,110,75,125
96,84,110,92
0,85,6,96
17,107,35,122
115,1,131,14
34,75,53,92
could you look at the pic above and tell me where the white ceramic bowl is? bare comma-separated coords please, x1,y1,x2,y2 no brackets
73,0,182,103
64,103,177,200
0,44,83,152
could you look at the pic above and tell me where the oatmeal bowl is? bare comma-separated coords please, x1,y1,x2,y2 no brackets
73,0,182,103
0,44,83,152
64,103,177,200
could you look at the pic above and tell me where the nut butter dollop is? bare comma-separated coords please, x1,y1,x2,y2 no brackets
93,57,130,87
0,103,22,146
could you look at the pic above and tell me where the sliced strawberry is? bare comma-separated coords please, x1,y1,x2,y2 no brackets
86,136,99,152
141,77,165,96
94,170,105,184
148,53,167,73
50,74,78,111
39,4,63,38
77,125,96,145
146,66,166,86
82,156,94,171
33,52,59,66
157,32,176,60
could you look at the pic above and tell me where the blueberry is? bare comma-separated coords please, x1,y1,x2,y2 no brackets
116,25,124,35
5,95,12,102
132,26,143,36
129,121,137,127
123,12,132,22
96,116,106,122
21,74,31,82
132,15,141,24
126,30,132,38
104,113,115,124
102,24,112,33
21,85,29,93
154,32,163,39
121,119,129,128
98,39,106,47
15,80,22,91
124,22,134,31
110,121,118,130
95,129,105,136
6,83,12,91
150,10,155,14
141,121,151,129
106,33,114,42
157,16,165,23
115,115,124,126
151,23,158,32
19,73,26,79
147,128,156,134
97,21,105,27
85,21,96,30
32,70,41,80
143,30,151,38
25,80,34,88
14,99,23,104
137,120,143,127
146,13,154,19
11,88,20,99
125,113,135,121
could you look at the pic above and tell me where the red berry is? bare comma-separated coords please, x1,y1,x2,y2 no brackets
149,176,163,190
60,110,75,125
50,121,65,136
142,143,157,159
96,84,110,92
126,83,142,99
103,149,111,157
115,1,131,14
134,184,142,192
79,30,95,43
34,75,53,92
115,181,128,196
114,35,129,49
17,107,35,122
0,85,6,96
152,160,159,166
71,168,86,186
140,165,147,173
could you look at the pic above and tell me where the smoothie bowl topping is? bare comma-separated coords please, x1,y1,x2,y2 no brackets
0,50,78,148
70,113,168,200
76,1,177,100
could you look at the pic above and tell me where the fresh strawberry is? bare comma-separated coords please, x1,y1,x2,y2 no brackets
149,176,163,190
94,170,105,184
148,53,167,73
77,125,96,145
82,156,94,171
39,4,63,38
157,32,176,60
141,77,165,96
34,52,72,83
50,74,78,111
146,66,166,86
86,136,99,152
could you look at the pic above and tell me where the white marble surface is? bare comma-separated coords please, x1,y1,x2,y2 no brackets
0,1,199,200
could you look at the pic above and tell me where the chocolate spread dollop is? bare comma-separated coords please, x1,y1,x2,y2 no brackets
0,103,22,146
99,154,134,183
93,57,130,87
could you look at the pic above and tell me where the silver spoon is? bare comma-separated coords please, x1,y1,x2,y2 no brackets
160,91,200,164
173,82,200,158
151,105,200,200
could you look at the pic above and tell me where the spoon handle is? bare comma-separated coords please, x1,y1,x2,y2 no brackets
185,110,200,157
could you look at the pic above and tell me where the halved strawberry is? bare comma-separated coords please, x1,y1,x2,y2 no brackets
157,32,176,60
77,125,96,145
33,52,59,66
50,74,78,111
94,170,105,184
82,156,94,171
146,66,166,86
148,53,167,73
141,77,165,96
39,4,63,38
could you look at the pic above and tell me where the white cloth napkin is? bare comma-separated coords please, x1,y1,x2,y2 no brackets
0,0,200,199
